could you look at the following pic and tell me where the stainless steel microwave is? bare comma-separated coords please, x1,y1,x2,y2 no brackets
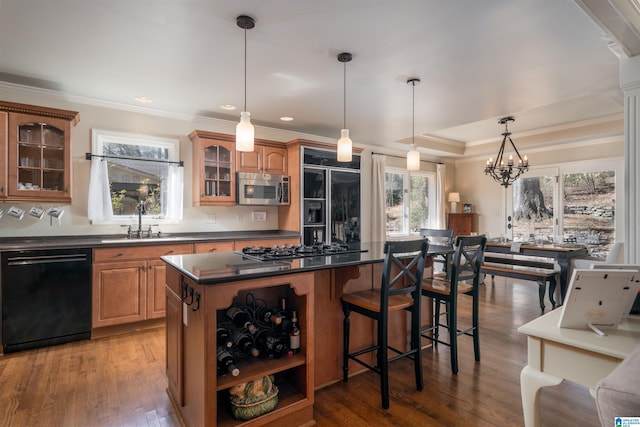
237,172,290,206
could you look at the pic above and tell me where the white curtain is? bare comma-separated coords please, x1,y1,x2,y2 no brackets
87,158,114,222
436,163,446,228
371,154,386,242
164,163,184,222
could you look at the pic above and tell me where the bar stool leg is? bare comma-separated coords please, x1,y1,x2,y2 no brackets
342,303,351,382
448,300,458,374
379,313,389,409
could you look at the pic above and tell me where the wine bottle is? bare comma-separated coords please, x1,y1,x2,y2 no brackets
254,326,276,358
289,310,301,354
216,324,233,348
216,346,240,377
232,329,260,358
255,303,276,325
273,298,292,333
226,305,256,333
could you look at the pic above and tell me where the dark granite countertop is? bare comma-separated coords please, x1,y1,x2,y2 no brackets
161,242,453,285
0,230,300,252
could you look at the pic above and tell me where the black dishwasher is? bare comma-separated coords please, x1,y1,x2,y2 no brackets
1,248,92,353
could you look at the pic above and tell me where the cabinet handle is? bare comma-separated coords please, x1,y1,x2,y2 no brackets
210,248,217,252
166,250,175,254
65,188,69,193
181,282,189,300
140,265,146,271
186,287,195,305
192,292,201,311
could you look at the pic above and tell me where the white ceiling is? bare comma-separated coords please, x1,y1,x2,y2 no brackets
1,0,638,157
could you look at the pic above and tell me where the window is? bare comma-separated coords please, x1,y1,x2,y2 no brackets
385,168,435,236
509,159,621,258
89,129,183,224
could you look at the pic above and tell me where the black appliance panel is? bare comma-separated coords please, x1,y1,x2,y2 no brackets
1,248,92,353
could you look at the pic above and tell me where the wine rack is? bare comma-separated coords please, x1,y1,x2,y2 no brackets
165,268,315,427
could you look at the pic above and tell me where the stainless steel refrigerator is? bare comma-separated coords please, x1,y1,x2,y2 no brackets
301,147,361,247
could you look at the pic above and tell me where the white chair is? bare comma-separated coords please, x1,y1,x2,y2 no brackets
571,242,624,271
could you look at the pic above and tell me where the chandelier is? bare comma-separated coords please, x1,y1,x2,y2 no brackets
484,116,529,187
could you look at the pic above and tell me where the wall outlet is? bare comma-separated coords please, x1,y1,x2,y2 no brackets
206,214,216,224
252,211,267,221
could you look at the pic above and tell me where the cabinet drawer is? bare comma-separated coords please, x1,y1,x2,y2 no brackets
94,244,193,262
193,241,234,254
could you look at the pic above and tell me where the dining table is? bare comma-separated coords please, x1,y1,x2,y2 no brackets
485,241,589,304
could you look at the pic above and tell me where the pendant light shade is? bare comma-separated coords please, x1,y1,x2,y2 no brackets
337,52,353,162
407,144,420,171
406,78,421,171
337,129,352,162
236,15,255,152
236,111,254,151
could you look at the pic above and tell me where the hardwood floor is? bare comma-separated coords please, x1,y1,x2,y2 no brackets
0,277,600,426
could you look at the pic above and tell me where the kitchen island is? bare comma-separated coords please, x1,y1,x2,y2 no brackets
161,242,450,427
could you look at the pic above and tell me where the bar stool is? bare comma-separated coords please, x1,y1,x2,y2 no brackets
342,239,429,409
421,235,487,374
420,228,454,277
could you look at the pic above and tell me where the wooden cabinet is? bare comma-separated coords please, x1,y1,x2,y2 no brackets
0,101,79,203
92,244,192,328
190,131,236,206
165,268,315,427
447,213,476,239
165,266,184,406
193,241,234,254
236,143,287,175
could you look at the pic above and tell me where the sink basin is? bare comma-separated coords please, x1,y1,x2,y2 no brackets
100,236,185,244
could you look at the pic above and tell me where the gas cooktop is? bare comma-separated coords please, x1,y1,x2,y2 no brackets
236,243,366,261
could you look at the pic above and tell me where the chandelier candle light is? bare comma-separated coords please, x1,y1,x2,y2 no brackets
407,78,421,171
337,52,353,162
235,15,255,152
484,116,529,187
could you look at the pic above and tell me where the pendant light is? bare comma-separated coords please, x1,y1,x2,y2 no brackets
236,15,255,152
337,52,353,162
406,78,421,171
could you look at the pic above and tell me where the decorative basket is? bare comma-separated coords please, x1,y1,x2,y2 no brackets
229,375,279,421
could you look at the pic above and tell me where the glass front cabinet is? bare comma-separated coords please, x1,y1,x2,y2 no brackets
1,102,79,203
190,130,236,206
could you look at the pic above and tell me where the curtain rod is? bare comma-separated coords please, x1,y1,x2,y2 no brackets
86,153,184,167
371,152,442,165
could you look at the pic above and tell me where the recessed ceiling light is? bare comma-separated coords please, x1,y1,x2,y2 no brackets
220,104,237,111
134,96,153,104
280,116,294,122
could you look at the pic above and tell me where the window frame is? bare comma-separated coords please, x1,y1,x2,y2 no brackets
385,166,436,237
90,129,181,225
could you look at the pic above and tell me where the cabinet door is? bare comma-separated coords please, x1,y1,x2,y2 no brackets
263,146,287,174
7,113,72,203
147,260,167,319
0,112,6,199
192,136,236,206
236,147,261,173
92,260,147,328
165,284,183,406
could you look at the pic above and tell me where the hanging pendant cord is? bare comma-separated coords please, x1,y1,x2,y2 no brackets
343,61,347,129
243,27,247,112
412,81,415,146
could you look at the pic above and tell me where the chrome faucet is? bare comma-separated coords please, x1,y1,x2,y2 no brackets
137,201,144,238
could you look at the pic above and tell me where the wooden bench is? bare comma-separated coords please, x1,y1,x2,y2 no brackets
481,255,559,313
